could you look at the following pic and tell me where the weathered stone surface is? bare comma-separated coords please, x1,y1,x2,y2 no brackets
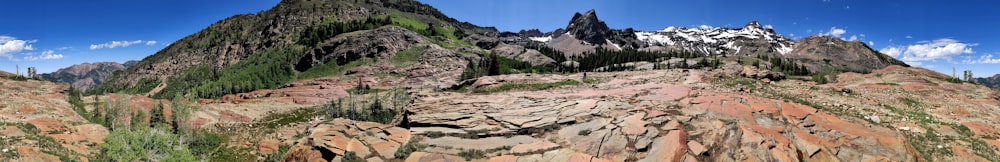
687,141,707,156
620,112,649,135
488,155,518,162
639,130,687,162
371,141,401,159
511,141,560,154
283,119,407,161
423,135,538,150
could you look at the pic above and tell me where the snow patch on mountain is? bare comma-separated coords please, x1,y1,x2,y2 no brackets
635,21,795,55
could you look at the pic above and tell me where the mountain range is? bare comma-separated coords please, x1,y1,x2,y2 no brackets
4,0,1000,161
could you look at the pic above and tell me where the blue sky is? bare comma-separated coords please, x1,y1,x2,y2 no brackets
2,0,998,77
0,0,278,73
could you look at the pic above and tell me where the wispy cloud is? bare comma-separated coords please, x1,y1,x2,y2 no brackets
0,35,35,60
963,54,1000,64
820,26,847,38
56,46,73,50
879,38,976,67
23,50,64,61
90,40,157,50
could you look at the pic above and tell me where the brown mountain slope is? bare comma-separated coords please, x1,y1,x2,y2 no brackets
787,35,909,73
39,62,127,91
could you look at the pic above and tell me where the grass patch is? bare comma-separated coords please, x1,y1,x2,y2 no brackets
473,79,580,94
394,138,427,159
260,107,326,130
877,82,899,86
389,46,426,68
426,131,446,138
899,97,921,108
458,149,486,161
578,129,592,136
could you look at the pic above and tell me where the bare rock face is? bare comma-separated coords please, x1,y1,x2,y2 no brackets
740,66,785,82
395,44,470,88
283,118,411,161
295,26,430,72
491,43,556,66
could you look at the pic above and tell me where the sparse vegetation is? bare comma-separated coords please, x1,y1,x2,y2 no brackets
578,129,592,136
425,131,446,138
473,79,580,94
458,149,486,160
394,138,427,159
341,151,363,162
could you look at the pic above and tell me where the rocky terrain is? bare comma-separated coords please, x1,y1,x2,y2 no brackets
39,61,133,91
7,0,999,161
239,63,994,161
0,76,108,161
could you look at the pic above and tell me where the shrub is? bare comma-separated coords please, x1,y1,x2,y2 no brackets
96,127,196,162
426,131,445,138
578,129,592,136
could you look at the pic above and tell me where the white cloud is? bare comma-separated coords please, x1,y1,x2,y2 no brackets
23,50,64,61
698,25,713,29
880,46,903,57
90,40,158,50
880,38,976,67
848,35,858,41
905,35,913,39
56,46,73,50
820,27,847,38
764,24,773,29
844,5,851,9
868,41,874,46
963,54,1000,64
0,36,35,60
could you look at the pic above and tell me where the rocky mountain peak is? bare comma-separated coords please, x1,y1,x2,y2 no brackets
744,21,762,29
566,9,611,45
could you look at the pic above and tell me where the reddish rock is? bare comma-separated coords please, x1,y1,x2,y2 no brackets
621,113,650,135
962,122,997,137
371,141,401,159
780,102,816,121
16,146,60,162
218,110,252,122
488,155,518,162
687,141,707,155
258,139,280,154
640,130,687,162
384,127,412,143
662,120,681,131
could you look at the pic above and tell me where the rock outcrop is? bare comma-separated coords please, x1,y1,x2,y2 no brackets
295,26,430,72
283,118,411,162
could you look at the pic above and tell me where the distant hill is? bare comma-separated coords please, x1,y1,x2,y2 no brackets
976,74,1000,89
97,0,487,98
40,61,135,91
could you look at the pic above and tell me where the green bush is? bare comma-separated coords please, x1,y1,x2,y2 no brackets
578,129,592,136
458,149,486,160
426,131,445,138
96,127,196,162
